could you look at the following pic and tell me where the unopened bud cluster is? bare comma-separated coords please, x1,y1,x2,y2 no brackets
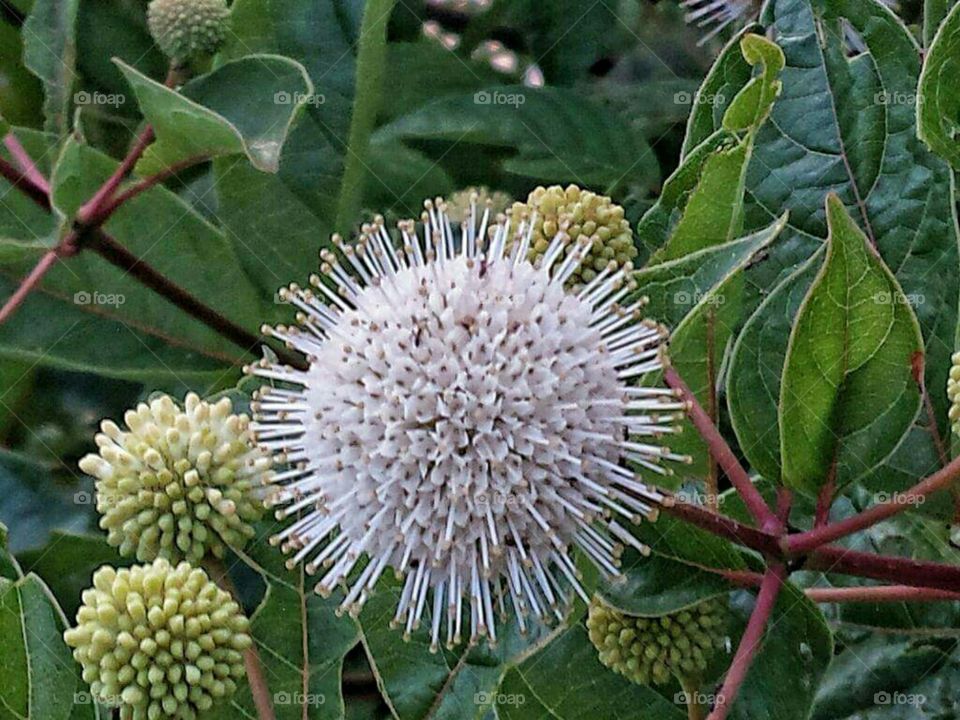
509,185,637,290
147,0,230,64
79,393,271,564
587,596,728,686
64,559,251,720
949,352,960,437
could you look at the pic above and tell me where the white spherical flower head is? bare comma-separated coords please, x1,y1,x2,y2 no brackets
248,200,687,651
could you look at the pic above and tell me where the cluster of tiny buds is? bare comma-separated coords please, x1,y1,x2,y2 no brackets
64,559,251,720
948,351,960,437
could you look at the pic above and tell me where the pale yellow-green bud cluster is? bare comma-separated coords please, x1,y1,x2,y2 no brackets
509,185,637,291
444,186,513,225
79,393,272,564
586,595,728,686
64,559,251,720
949,352,960,436
147,0,230,64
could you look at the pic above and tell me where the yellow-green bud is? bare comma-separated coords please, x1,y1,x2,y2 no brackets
509,184,637,291
586,595,728,686
147,0,230,64
65,559,252,719
949,352,960,436
444,186,513,225
79,393,272,564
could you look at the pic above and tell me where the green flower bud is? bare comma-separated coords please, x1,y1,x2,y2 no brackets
79,393,272,564
147,0,230,65
509,184,637,291
444,186,513,225
65,559,251,719
949,351,960,436
586,595,728,686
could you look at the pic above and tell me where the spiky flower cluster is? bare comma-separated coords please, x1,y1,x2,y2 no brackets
587,596,728,685
249,196,687,651
949,352,960,437
79,394,271,564
64,559,251,720
147,0,230,64
444,186,513,225
509,185,637,291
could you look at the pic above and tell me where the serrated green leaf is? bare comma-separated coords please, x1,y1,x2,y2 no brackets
0,574,97,720
495,626,686,720
116,55,314,174
779,195,923,494
22,0,79,134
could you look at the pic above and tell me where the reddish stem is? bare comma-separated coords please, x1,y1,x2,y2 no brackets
76,126,156,226
806,545,960,592
663,365,782,533
660,498,783,557
3,134,49,194
0,250,62,323
814,473,834,529
708,564,785,720
785,453,960,555
89,156,209,226
805,585,960,603
0,155,50,210
913,351,949,467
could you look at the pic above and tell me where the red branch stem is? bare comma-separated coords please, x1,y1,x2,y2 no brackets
0,250,62,323
805,585,960,603
663,365,782,533
707,564,785,720
785,453,960,555
3,134,49,194
89,156,209,226
0,154,50,210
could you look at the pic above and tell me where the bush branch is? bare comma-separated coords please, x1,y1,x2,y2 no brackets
784,453,960,555
707,563,785,720
663,365,782,533
0,153,50,210
805,585,960,603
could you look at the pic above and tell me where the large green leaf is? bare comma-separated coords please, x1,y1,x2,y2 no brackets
0,573,97,720
779,195,923,494
377,85,658,191
22,0,79,134
117,55,314,174
207,526,360,720
598,553,731,618
358,575,562,720
496,626,686,720
918,1,960,170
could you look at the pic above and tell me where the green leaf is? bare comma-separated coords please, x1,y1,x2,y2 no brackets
598,553,731,618
22,0,79,134
728,582,834,720
208,527,360,720
779,195,923,494
0,523,21,581
116,55,314,174
358,575,561,720
377,85,658,191
919,1,960,171
495,626,686,720
0,573,97,720
0,137,265,379
0,128,58,249
632,513,747,572
812,635,956,720
334,0,396,235
924,0,956,48
641,33,783,261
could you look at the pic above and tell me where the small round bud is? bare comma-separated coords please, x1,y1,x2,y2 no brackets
444,186,513,225
147,0,230,64
79,393,272,564
509,184,637,291
65,559,251,719
586,595,728,686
